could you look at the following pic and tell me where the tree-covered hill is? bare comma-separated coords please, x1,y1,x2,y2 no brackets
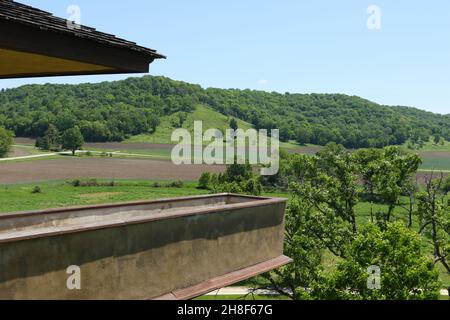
0,76,448,148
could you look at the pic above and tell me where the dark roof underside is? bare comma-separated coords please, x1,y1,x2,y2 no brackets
0,0,165,79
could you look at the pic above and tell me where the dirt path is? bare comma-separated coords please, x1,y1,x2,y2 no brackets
0,158,224,184
14,137,175,151
1,153,59,162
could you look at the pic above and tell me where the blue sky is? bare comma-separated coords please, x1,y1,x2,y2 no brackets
2,0,450,114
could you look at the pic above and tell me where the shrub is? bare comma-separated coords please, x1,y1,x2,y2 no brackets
31,186,42,194
243,178,263,196
84,179,99,187
225,182,243,194
168,180,184,188
70,179,99,187
198,172,211,190
151,182,162,188
223,162,253,183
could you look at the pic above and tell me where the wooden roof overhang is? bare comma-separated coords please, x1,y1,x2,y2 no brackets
0,0,165,79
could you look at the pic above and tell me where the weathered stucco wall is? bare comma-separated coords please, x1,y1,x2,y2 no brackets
0,195,287,300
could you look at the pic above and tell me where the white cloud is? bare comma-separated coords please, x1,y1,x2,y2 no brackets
258,79,268,86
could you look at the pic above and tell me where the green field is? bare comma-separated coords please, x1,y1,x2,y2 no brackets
399,138,450,171
0,180,207,213
419,156,450,172
404,138,450,152
127,105,253,145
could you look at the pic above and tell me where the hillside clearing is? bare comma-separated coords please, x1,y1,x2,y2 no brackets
127,104,253,144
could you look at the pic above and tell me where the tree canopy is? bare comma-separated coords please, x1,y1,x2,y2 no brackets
240,144,445,300
61,127,84,156
0,76,448,148
0,126,13,158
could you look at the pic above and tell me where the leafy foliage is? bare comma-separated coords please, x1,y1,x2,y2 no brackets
354,147,422,224
0,76,449,147
197,172,211,190
0,77,198,142
255,144,443,300
201,162,263,196
416,175,450,285
35,124,61,151
321,223,440,300
0,126,13,158
229,118,238,131
61,127,84,156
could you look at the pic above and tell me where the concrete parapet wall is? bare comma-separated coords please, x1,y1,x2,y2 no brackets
0,194,288,300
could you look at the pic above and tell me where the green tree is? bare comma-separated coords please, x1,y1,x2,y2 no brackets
377,147,421,223
295,126,312,145
35,124,61,151
223,161,253,184
433,134,441,145
229,118,238,131
256,145,441,300
55,111,77,132
321,223,440,300
177,112,187,127
198,172,211,190
257,197,324,300
355,147,421,224
416,174,450,295
259,149,291,190
354,148,384,201
443,175,450,194
307,143,360,233
205,161,262,196
0,127,13,158
61,127,84,156
149,116,160,134
79,121,111,142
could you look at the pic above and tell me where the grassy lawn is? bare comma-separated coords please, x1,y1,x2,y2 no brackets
6,144,54,158
0,180,207,213
124,104,309,151
399,138,450,172
0,180,291,213
3,149,172,163
420,156,450,172
406,139,450,152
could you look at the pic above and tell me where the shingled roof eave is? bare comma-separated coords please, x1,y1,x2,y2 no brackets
0,0,165,60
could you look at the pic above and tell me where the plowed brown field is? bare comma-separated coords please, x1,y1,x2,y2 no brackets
0,158,224,184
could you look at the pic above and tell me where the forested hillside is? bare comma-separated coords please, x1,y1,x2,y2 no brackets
0,76,448,148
